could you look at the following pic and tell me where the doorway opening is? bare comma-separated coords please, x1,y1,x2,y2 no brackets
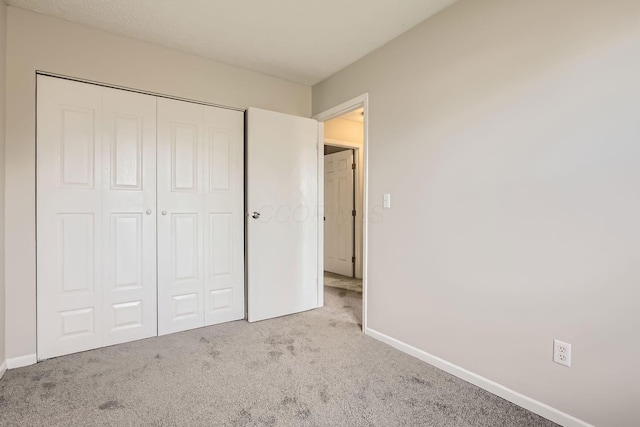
317,101,367,330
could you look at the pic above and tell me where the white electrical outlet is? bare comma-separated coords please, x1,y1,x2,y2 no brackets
553,339,572,367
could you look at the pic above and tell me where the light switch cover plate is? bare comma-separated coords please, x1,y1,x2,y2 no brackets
383,193,391,208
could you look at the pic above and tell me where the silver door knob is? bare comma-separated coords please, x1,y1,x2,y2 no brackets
251,212,261,219
146,209,152,215
162,211,167,216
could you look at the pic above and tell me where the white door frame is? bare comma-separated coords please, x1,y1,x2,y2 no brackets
313,93,369,331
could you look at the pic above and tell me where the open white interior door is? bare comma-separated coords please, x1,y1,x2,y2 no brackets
247,107,320,322
324,149,355,277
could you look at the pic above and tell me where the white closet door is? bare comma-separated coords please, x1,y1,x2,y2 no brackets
37,76,159,359
38,76,245,357
37,76,104,359
202,106,245,326
102,89,158,346
157,99,245,334
157,98,205,335
324,150,354,277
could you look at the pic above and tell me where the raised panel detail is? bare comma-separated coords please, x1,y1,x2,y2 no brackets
208,129,231,191
112,115,142,189
210,213,232,277
173,294,198,319
60,214,94,292
172,124,198,192
209,288,232,311
60,107,95,188
172,214,198,281
112,301,143,329
112,214,142,289
326,160,335,174
60,308,94,336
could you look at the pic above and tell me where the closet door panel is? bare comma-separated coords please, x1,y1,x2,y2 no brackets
37,76,159,359
37,76,104,359
102,89,157,346
203,106,245,325
157,98,205,335
38,76,247,358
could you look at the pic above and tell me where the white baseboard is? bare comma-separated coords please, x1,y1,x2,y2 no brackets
0,360,7,379
365,327,593,427
6,353,37,369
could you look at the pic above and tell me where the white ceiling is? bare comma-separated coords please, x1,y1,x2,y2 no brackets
7,0,458,85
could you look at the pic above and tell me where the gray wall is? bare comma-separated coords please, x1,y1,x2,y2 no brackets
4,6,311,363
313,1,640,426
0,0,6,372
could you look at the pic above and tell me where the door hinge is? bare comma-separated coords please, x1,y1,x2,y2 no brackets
352,256,356,263
352,163,356,170
352,210,356,217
